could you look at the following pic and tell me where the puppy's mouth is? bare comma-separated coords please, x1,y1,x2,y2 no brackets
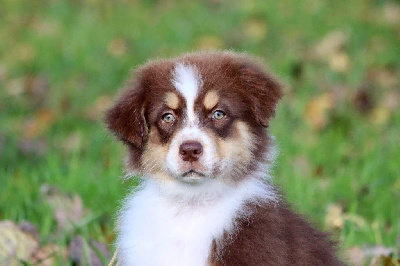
182,169,205,177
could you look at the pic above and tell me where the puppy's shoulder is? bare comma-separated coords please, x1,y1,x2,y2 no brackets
213,202,343,266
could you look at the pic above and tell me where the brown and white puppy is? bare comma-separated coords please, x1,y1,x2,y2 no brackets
105,51,342,266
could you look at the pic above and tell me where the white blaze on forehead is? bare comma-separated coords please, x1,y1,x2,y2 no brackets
172,63,202,122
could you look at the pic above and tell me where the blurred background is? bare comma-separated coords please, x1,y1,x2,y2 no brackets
0,0,399,264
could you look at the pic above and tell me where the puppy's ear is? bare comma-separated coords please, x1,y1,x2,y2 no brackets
105,82,148,148
239,60,283,127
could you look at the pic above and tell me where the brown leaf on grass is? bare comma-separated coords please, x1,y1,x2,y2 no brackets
195,35,224,50
59,132,82,153
69,236,110,266
383,91,400,111
32,244,67,266
383,2,400,24
108,38,127,57
40,184,88,232
347,246,366,266
305,93,335,130
368,67,398,88
23,109,56,139
292,156,312,177
347,246,397,266
242,18,268,41
312,30,348,60
370,107,391,125
18,138,48,156
329,51,350,73
6,78,25,97
24,75,49,104
353,88,375,114
325,204,344,230
86,95,112,121
0,220,40,265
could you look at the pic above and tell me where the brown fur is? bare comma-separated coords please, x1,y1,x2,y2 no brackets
210,202,343,265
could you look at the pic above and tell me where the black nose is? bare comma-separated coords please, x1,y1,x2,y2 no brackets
179,141,203,162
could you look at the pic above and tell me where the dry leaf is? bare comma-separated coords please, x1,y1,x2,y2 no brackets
368,67,398,88
108,38,127,57
86,95,112,121
305,93,335,130
18,138,48,156
24,75,49,104
6,78,25,97
370,107,391,125
23,109,56,139
383,2,400,24
313,30,348,60
41,184,87,232
69,236,110,266
195,35,224,50
353,88,374,114
242,18,268,41
32,244,66,266
292,156,312,177
14,44,36,62
347,246,365,266
329,51,349,72
0,220,40,265
325,204,344,230
383,91,400,111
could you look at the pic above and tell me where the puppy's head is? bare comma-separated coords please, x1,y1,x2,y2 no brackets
105,52,283,184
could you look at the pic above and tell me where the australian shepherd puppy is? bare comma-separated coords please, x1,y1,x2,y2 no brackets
105,51,342,265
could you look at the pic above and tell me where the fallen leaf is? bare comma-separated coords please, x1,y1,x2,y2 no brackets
86,95,112,121
353,88,375,114
305,93,335,130
0,220,40,265
242,18,268,41
24,75,49,104
59,132,82,153
370,107,391,125
383,2,400,24
40,184,88,232
18,138,48,156
347,246,365,266
292,156,312,177
368,67,398,88
69,236,110,266
325,204,344,230
383,91,400,111
108,38,127,57
195,35,224,50
6,78,25,97
14,44,36,62
23,109,56,139
329,51,349,72
313,30,348,60
32,244,66,266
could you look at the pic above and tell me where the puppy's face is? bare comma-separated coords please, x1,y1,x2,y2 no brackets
106,52,282,184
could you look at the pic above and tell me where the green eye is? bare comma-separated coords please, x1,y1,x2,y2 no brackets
212,110,225,120
162,113,175,123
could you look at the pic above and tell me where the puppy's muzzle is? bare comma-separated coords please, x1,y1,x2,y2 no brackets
179,141,203,162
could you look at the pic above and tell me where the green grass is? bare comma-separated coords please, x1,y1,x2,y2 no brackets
1,0,399,263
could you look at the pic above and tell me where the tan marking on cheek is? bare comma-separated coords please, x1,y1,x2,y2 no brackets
203,90,219,110
141,128,169,175
217,122,255,176
164,92,179,109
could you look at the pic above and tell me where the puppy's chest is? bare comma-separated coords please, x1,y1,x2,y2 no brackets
118,190,240,266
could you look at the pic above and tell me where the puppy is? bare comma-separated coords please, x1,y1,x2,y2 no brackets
105,51,342,265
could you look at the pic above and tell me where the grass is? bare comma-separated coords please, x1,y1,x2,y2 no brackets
1,0,399,263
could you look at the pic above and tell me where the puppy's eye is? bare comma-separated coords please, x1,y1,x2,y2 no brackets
162,113,175,123
212,110,225,120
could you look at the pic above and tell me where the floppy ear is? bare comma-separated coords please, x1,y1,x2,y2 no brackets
104,82,148,148
239,60,283,127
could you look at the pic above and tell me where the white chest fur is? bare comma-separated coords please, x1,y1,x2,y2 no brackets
117,178,277,266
